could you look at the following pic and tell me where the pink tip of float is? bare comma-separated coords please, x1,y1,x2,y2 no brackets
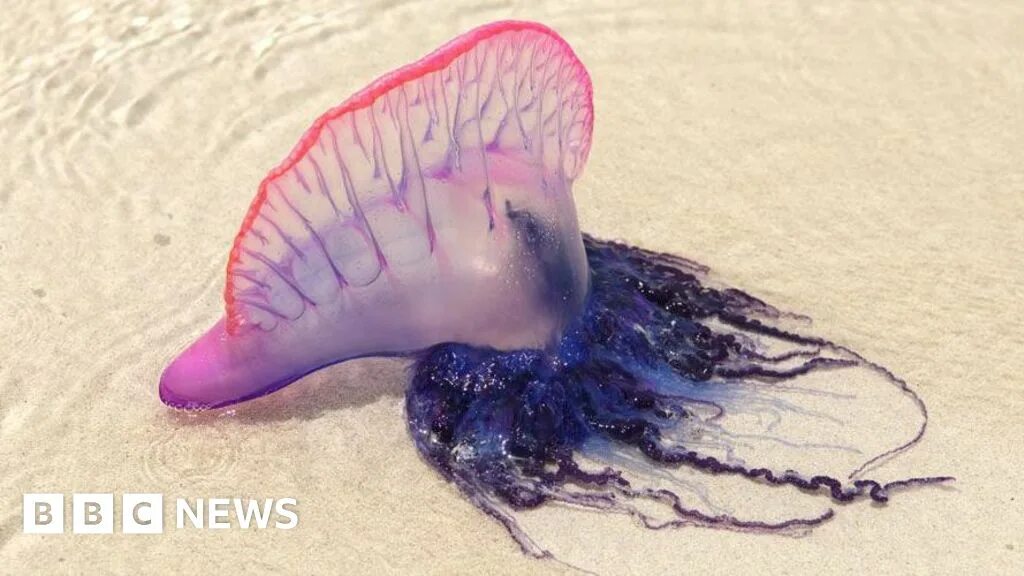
159,320,297,410
161,21,594,409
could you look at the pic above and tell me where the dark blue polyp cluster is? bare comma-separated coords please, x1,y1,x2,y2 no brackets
406,236,949,557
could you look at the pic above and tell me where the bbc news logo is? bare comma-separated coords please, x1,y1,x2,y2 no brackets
23,494,298,534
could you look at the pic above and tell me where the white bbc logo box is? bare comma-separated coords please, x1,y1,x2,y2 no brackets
23,493,163,534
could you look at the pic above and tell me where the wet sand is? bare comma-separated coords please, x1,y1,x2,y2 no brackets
1,1,1022,574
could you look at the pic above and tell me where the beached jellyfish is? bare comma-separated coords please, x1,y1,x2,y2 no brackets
160,20,949,559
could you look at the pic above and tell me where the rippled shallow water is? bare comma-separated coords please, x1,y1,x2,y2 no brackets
2,1,1020,574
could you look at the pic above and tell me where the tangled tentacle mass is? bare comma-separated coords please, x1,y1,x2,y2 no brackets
407,236,951,557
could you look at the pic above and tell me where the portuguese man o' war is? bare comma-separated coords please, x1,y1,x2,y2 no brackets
160,20,951,559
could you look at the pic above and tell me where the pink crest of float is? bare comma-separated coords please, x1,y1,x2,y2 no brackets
225,20,594,334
